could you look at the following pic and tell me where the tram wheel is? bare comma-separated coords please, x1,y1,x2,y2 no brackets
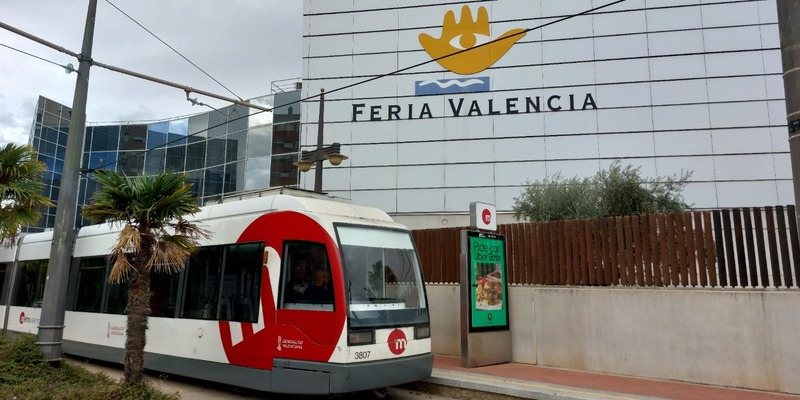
371,387,388,399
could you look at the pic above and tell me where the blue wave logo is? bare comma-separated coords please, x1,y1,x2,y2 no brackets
415,77,490,96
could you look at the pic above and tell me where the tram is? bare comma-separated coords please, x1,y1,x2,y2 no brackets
0,189,433,395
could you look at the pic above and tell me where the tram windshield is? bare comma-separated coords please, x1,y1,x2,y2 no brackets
336,225,428,329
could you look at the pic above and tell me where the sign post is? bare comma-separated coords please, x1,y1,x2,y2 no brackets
460,202,511,367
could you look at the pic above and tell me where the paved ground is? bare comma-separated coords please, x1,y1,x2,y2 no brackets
69,355,800,400
431,355,800,400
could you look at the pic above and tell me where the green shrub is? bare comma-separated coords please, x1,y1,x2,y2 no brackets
513,161,692,221
0,334,179,400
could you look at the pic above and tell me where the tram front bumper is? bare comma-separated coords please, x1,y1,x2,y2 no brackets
272,352,434,394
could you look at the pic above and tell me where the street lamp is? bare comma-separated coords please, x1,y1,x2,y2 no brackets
294,88,348,192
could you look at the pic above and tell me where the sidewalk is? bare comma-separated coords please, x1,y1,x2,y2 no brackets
428,355,800,400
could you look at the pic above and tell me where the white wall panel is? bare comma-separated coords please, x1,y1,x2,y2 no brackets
397,189,445,212
714,154,777,181
717,181,778,208
652,104,710,131
544,110,599,136
445,187,495,213
495,186,524,211
648,30,704,56
444,140,495,163
353,31,399,55
703,26,762,53
705,52,766,77
594,35,649,60
656,156,715,181
651,80,709,105
443,164,495,188
397,165,444,189
776,180,794,205
701,2,759,27
350,144,397,167
349,190,398,213
649,55,706,81
545,159,601,178
596,59,650,84
598,133,655,158
654,130,713,156
543,38,595,64
398,141,444,164
711,128,774,155
351,166,397,190
494,161,548,186
545,135,600,160
708,102,770,128
593,10,647,36
494,138,546,162
598,108,654,133
645,7,702,31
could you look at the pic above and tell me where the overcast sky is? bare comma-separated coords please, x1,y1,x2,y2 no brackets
0,0,303,146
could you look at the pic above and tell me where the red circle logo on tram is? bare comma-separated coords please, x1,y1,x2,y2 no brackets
482,208,492,225
388,329,408,355
19,312,25,324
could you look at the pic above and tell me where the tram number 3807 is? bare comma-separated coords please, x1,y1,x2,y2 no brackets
354,351,371,360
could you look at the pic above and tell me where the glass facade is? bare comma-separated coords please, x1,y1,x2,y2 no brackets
26,90,302,231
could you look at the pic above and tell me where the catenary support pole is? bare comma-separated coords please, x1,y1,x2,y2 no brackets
314,89,325,192
37,0,97,363
777,1,800,229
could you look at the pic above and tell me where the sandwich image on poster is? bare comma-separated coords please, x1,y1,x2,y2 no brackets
475,263,503,310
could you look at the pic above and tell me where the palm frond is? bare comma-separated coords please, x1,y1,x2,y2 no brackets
108,252,134,284
148,239,192,274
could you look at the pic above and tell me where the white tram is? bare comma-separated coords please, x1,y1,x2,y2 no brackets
0,190,433,395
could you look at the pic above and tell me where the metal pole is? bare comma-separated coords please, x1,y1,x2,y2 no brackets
314,89,325,193
777,1,800,228
36,0,97,363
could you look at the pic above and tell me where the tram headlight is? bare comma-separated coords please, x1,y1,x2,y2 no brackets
414,325,430,339
348,330,374,346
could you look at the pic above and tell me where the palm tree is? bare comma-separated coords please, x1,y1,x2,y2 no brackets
82,170,208,385
0,143,53,245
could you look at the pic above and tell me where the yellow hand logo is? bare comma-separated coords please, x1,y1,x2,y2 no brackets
419,5,526,75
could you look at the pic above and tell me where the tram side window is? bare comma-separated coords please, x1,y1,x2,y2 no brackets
0,263,7,301
150,271,181,318
217,242,263,322
12,260,48,307
182,246,222,319
74,257,106,312
280,241,333,309
106,281,129,315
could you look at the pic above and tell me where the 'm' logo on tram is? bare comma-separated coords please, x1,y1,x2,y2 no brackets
388,329,408,355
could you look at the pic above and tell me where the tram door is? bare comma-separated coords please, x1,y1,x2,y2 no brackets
0,263,7,328
275,240,342,361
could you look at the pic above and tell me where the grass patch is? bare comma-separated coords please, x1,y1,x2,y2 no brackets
0,334,179,400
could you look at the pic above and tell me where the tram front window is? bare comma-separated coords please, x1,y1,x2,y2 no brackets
336,225,428,329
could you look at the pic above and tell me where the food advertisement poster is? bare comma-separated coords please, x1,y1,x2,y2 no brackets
467,232,509,332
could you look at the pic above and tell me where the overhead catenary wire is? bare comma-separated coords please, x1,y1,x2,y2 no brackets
104,0,244,101
0,42,70,70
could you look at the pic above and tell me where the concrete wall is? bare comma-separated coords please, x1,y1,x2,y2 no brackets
427,285,800,394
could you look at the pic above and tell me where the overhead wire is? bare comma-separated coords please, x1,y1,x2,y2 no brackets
83,0,629,173
104,0,244,101
0,42,71,70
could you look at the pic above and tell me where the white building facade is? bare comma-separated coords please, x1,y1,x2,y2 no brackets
300,0,791,226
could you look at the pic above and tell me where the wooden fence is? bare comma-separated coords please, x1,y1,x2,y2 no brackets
411,206,800,289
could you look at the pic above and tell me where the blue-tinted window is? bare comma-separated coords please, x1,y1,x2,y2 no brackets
166,147,186,172
147,122,168,149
